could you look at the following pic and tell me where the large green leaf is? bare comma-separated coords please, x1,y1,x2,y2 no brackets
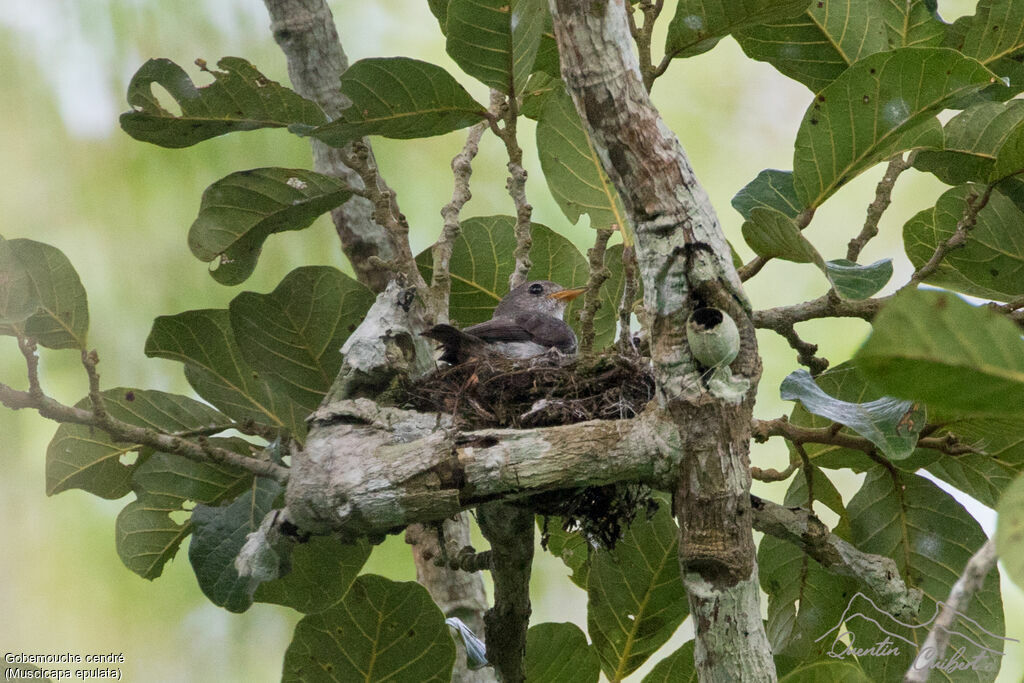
855,289,1024,417
793,48,993,209
416,216,628,349
878,0,945,49
229,266,373,414
446,0,546,95
914,101,1024,184
731,169,800,220
778,661,872,683
734,0,891,92
587,502,688,681
954,0,1024,69
189,477,283,613
116,445,254,579
0,235,39,326
904,185,1024,301
996,473,1024,593
641,641,696,683
664,0,812,60
46,388,231,499
540,518,590,588
845,469,1005,682
120,57,325,148
741,207,822,264
524,622,600,683
781,369,924,460
282,576,456,683
308,58,486,148
925,416,1024,508
536,87,629,232
145,308,307,438
188,168,351,286
255,536,371,614
0,238,88,349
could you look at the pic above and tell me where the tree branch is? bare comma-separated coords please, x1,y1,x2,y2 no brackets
489,94,533,289
903,539,999,682
750,495,922,621
753,416,984,457
263,0,419,293
0,346,288,483
847,153,914,262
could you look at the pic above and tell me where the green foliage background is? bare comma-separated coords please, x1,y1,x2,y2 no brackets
0,1,1021,680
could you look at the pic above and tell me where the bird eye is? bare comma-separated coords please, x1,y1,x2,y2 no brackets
528,283,544,296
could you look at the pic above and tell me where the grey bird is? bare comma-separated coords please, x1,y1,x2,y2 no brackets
423,280,587,363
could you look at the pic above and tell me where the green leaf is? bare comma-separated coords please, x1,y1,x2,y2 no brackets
641,641,696,683
428,0,449,30
777,660,872,683
446,0,547,95
116,444,254,579
0,235,39,326
914,101,1024,184
189,477,283,613
120,57,325,148
46,389,230,499
524,622,600,683
741,207,822,264
0,238,88,349
996,473,1024,593
793,48,994,208
954,0,1024,69
845,469,1004,683
787,362,938,472
145,308,307,438
587,502,688,680
188,168,351,286
282,576,456,683
229,266,374,414
731,169,800,220
759,475,858,669
521,72,561,120
824,259,893,300
665,0,812,60
855,289,1024,417
541,518,590,588
308,58,487,148
255,535,371,614
536,87,629,232
925,416,1024,508
734,0,891,92
878,0,945,49
416,216,628,349
781,368,925,461
904,185,1024,301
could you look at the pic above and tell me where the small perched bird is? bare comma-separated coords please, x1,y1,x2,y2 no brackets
423,280,587,363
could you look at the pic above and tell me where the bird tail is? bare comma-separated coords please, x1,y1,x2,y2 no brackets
421,324,482,364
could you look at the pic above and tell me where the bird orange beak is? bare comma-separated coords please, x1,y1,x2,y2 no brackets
548,286,587,301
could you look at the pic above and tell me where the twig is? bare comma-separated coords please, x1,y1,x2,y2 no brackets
738,256,769,282
760,317,830,375
0,348,289,484
490,91,533,289
630,0,665,91
904,184,994,291
847,153,915,262
17,335,43,401
578,228,615,353
903,539,1000,682
617,244,639,353
750,462,797,482
750,495,922,620
753,416,985,457
432,120,488,308
435,546,494,573
753,292,882,329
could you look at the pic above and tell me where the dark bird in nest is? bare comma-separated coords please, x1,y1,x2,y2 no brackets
422,280,587,363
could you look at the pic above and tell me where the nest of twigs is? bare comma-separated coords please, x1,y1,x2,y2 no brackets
398,352,659,548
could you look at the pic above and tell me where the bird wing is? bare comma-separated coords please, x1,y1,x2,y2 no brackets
465,313,576,351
